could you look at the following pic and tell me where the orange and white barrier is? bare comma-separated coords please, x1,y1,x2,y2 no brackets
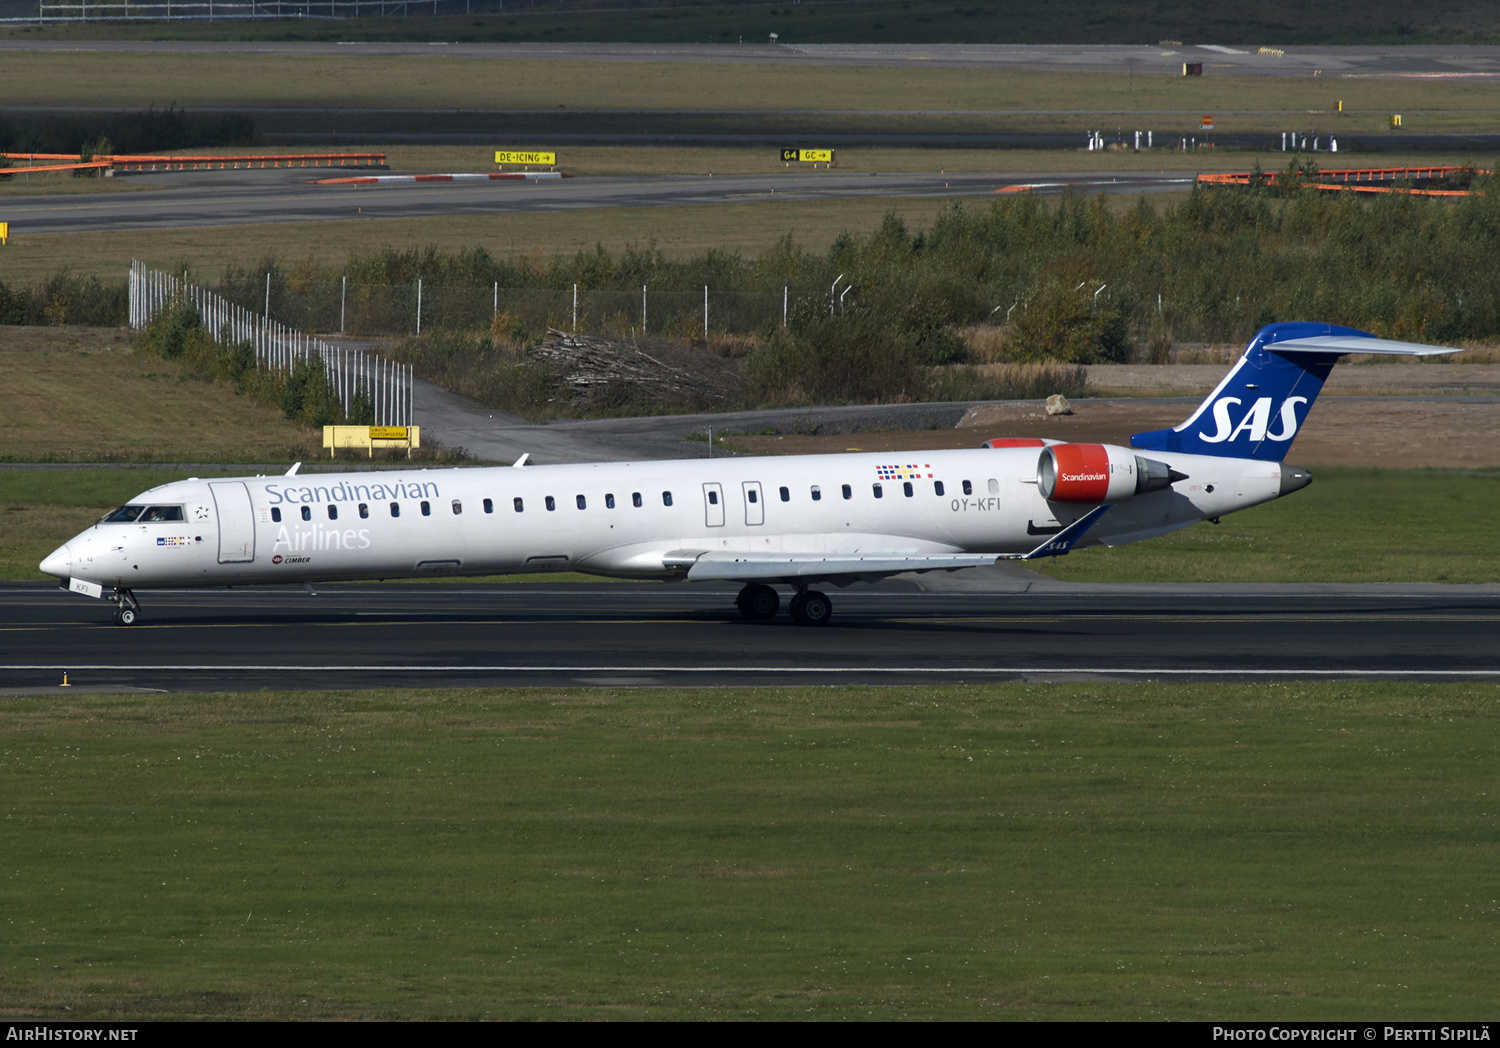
313,171,570,185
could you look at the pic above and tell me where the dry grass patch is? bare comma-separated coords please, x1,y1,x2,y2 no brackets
0,326,320,462
2,53,1499,128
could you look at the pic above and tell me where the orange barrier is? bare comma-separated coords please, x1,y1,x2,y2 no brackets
108,152,386,172
1,152,94,162
1199,166,1488,196
0,160,112,175
3,151,386,174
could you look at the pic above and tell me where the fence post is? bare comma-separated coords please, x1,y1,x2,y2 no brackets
416,278,422,335
573,283,577,332
264,272,270,321
341,275,347,334
704,284,708,341
493,281,498,319
784,285,788,328
642,284,646,332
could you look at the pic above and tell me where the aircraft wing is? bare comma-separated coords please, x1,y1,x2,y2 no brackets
679,507,1109,584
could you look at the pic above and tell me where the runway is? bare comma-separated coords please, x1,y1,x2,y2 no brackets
1,167,1193,237
4,578,1500,691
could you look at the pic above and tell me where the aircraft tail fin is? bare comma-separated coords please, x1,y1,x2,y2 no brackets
1129,322,1454,461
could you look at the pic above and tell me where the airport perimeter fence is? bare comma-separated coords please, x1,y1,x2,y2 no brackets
208,276,792,342
22,0,500,22
129,261,413,427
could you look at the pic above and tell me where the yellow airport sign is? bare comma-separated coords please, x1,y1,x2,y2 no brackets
324,425,421,458
495,151,556,166
0,222,8,245
780,148,834,163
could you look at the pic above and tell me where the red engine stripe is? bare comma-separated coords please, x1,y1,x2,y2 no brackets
1050,443,1111,502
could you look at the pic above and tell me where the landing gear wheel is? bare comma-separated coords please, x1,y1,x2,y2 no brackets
788,590,832,627
112,589,140,627
735,583,780,621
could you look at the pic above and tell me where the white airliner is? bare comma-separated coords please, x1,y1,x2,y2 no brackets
40,323,1451,626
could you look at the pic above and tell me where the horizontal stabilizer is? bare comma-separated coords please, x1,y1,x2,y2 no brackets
1268,335,1457,356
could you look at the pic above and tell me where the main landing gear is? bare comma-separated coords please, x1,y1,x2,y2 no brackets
735,584,832,626
111,588,141,627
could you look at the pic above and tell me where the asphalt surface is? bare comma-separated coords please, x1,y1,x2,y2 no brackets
6,40,1500,77
2,166,1195,236
5,577,1500,692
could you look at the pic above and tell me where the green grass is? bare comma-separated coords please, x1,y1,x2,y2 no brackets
1037,467,1500,584
0,682,1494,1019
6,0,1500,47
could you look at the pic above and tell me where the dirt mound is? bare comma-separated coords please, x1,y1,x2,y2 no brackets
532,330,753,412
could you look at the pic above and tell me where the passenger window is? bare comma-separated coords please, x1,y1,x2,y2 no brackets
842,484,852,500
301,506,311,522
747,489,758,504
328,505,338,520
421,501,431,516
708,490,719,505
988,478,1000,495
632,492,642,508
663,491,674,507
483,498,493,514
452,500,463,515
359,503,369,519
271,507,281,523
605,493,615,509
576,495,586,510
873,484,883,499
545,496,556,512
391,502,400,517
779,486,790,502
963,480,973,496
934,481,944,497
903,482,913,497
811,485,821,501
514,497,524,513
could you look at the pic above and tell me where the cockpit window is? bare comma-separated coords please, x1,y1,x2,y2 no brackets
139,506,185,522
102,505,145,523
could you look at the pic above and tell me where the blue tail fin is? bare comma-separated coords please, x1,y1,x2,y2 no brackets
1130,322,1450,461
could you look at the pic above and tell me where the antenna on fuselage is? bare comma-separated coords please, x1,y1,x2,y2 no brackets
285,462,302,476
512,454,529,468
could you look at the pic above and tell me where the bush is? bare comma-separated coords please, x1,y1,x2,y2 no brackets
1002,281,1133,364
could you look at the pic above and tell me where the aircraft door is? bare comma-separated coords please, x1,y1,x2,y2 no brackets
703,483,725,527
742,481,764,526
208,481,256,563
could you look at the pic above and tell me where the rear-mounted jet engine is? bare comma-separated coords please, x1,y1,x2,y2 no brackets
1037,443,1186,503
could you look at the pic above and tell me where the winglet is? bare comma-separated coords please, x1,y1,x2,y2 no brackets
1006,505,1110,560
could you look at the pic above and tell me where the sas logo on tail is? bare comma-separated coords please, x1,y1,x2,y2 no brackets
1198,396,1308,444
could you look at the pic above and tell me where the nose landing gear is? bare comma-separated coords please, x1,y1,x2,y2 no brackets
111,589,141,627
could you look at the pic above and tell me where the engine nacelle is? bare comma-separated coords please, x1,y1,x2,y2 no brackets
1037,443,1182,503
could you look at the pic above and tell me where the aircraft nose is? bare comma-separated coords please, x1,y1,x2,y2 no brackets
39,543,71,579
